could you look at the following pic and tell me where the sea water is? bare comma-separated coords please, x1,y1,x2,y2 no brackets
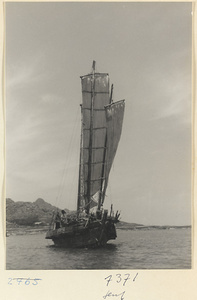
6,227,191,270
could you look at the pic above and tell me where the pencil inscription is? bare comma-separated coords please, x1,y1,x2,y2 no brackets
103,290,126,300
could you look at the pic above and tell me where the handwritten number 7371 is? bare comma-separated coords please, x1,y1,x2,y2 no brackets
105,274,131,287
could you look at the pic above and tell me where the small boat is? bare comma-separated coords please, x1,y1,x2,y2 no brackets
46,61,125,247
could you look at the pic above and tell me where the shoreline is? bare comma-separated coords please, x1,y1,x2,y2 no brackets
6,224,191,236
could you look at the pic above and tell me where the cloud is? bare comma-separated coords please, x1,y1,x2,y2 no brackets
7,65,34,89
41,94,64,104
144,64,191,124
156,95,191,122
6,53,45,90
154,80,191,123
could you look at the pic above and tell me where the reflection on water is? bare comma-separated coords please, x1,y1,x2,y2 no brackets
6,228,191,270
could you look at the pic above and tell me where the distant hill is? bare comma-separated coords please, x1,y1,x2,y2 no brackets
6,198,64,226
6,198,143,228
6,198,190,229
116,222,191,230
116,221,144,230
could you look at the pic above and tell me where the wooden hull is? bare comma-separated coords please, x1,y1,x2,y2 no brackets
45,219,117,248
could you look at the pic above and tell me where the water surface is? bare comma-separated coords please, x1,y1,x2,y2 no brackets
6,228,191,270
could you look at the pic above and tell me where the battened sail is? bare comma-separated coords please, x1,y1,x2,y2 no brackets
78,62,125,213
78,63,110,212
102,100,125,204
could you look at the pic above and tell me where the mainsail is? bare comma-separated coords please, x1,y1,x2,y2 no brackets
78,62,125,213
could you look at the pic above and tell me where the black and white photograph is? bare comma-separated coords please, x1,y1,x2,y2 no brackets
5,2,192,271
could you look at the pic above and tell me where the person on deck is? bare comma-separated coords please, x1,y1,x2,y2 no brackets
55,212,61,229
61,210,68,224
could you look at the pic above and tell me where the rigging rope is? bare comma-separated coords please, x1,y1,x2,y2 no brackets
68,119,81,208
55,105,80,209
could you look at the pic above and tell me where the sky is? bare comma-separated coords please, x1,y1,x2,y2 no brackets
5,2,192,226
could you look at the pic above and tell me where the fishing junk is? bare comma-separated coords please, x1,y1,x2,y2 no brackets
46,62,125,247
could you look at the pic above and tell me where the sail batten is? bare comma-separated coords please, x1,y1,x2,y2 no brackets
83,127,107,131
85,177,105,182
81,161,105,165
81,91,109,94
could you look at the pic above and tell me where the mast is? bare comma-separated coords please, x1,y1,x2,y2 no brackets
98,84,113,209
86,61,96,214
98,136,107,210
77,104,83,214
109,84,114,104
